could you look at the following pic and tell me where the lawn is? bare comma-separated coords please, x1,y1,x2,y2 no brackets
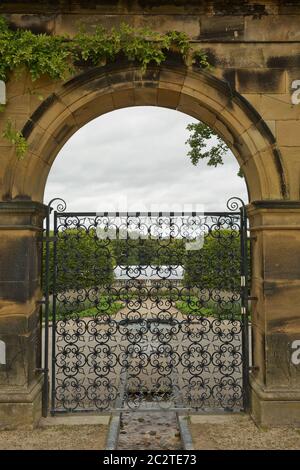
176,296,243,320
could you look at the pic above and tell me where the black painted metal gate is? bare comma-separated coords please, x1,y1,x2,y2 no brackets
42,198,250,415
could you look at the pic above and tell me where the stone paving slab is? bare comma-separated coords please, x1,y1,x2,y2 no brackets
117,410,182,450
190,414,300,450
40,414,110,426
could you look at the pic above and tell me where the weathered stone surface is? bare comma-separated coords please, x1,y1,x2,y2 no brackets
248,203,300,425
245,15,300,42
117,410,182,450
0,1,300,430
0,202,46,429
200,16,245,40
277,121,300,146
243,94,300,121
251,377,300,427
279,146,300,200
236,69,286,94
0,376,43,430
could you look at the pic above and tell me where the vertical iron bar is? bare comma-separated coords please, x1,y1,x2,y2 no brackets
50,211,58,415
41,207,50,417
240,205,250,411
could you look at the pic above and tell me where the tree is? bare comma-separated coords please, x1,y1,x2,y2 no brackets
183,229,241,291
43,228,114,294
186,122,243,177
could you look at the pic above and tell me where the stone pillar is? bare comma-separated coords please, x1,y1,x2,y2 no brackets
0,201,46,429
248,201,300,426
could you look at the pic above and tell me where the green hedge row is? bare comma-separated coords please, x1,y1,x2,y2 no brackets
43,228,244,293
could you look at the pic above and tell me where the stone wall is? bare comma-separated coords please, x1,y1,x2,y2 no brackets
0,0,300,427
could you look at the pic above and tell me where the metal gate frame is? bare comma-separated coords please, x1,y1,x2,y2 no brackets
41,197,250,417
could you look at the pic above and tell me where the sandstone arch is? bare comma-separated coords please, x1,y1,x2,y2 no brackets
1,0,300,429
6,64,286,204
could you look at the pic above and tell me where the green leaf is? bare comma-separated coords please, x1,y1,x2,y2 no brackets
0,15,209,82
186,122,243,177
2,119,28,159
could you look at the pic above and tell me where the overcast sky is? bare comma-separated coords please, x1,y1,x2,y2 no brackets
44,106,247,213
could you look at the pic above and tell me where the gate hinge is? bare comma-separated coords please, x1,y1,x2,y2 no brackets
241,306,247,315
37,299,49,305
241,276,246,287
43,236,57,242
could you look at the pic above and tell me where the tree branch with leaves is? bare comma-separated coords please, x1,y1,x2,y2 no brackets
186,122,243,177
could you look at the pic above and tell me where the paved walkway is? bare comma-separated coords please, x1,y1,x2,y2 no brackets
117,410,182,450
47,300,244,412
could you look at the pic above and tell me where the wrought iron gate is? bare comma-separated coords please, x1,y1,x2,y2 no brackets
42,198,250,415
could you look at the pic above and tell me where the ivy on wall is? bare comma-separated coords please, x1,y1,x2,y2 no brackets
0,17,209,81
2,119,28,159
0,16,210,159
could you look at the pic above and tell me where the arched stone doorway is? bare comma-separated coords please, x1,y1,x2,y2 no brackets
8,64,285,202
0,63,299,428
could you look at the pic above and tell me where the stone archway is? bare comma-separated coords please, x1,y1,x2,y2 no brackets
7,64,286,203
0,62,299,429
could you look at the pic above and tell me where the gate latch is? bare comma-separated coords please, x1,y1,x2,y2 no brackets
241,276,246,287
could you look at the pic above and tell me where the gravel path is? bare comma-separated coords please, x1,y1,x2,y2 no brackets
190,415,300,450
0,425,107,450
118,411,182,450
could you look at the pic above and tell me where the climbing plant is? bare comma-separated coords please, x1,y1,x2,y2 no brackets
2,119,28,159
0,16,210,159
0,17,209,82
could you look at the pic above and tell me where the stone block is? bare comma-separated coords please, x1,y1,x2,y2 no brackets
182,78,228,114
55,13,134,37
245,16,300,42
176,92,218,125
0,324,41,387
159,68,186,89
251,378,300,427
28,94,61,127
106,68,136,91
276,121,300,146
157,88,180,109
135,14,200,39
0,376,43,430
263,231,300,280
69,93,115,127
60,74,111,108
214,118,235,146
3,94,29,116
200,16,244,40
112,89,135,109
133,87,158,106
265,120,276,137
236,69,286,94
279,146,300,200
242,94,300,121
21,154,50,202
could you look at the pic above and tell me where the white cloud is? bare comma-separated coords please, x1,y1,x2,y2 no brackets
45,106,247,213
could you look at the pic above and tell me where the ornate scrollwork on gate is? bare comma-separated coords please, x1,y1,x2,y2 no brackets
45,203,249,414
